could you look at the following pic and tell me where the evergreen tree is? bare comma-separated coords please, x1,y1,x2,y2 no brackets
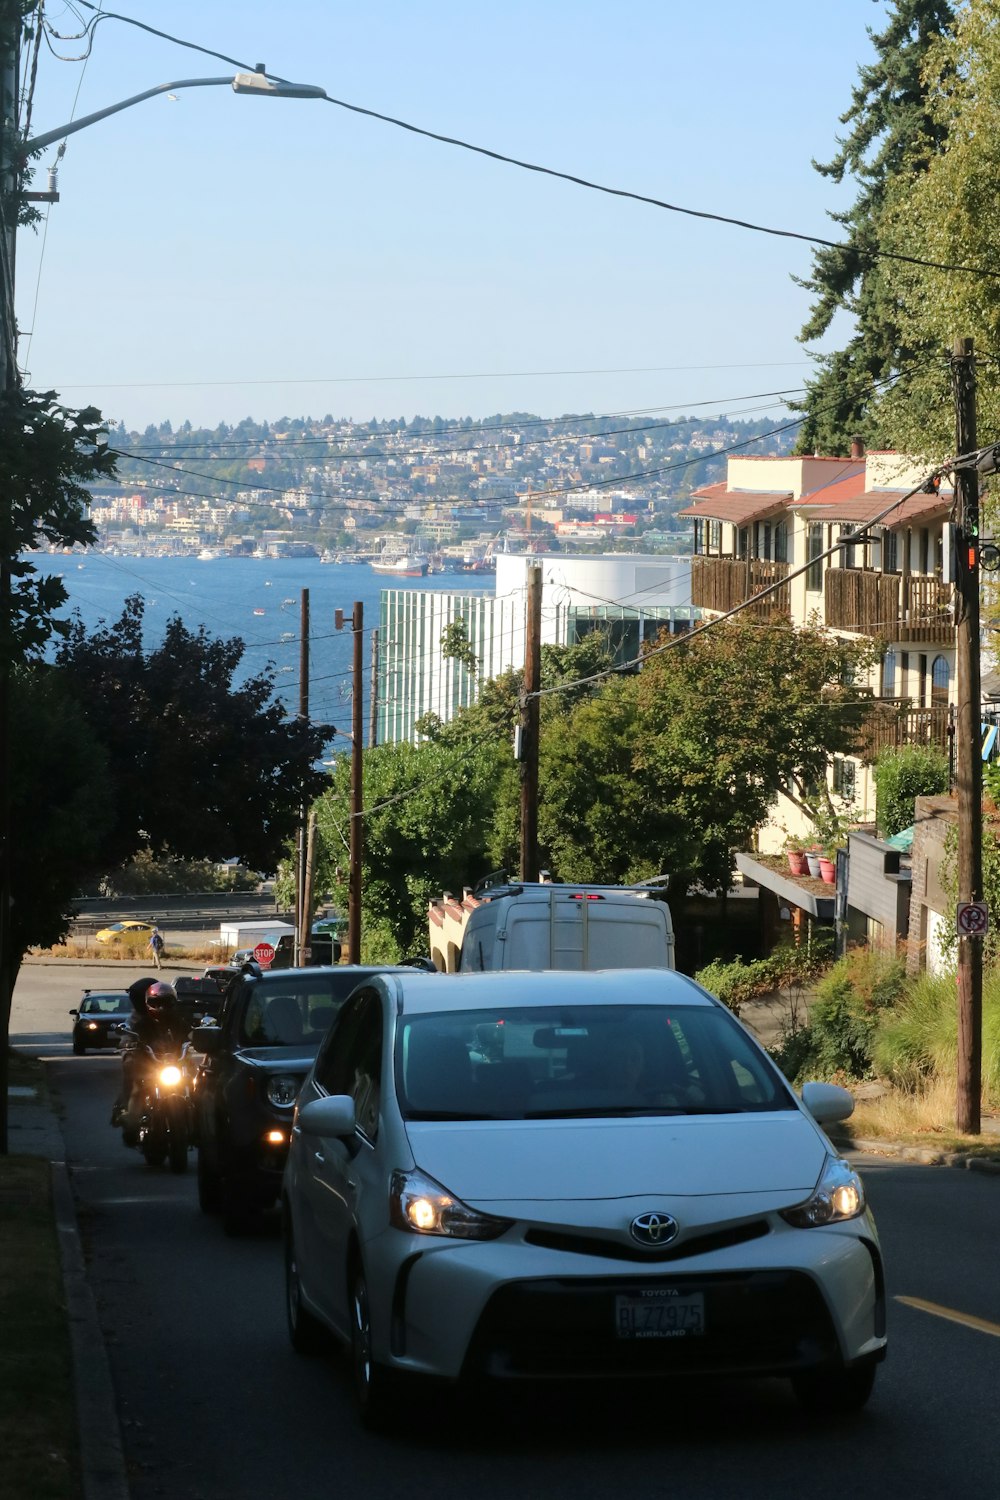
792,0,954,455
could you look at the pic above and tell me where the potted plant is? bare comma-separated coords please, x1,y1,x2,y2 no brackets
804,844,823,879
782,834,807,876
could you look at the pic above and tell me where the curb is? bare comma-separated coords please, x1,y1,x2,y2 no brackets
843,1136,1000,1173
48,1151,131,1500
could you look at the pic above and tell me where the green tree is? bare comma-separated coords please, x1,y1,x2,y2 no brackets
792,0,955,455
54,595,333,873
875,0,1000,457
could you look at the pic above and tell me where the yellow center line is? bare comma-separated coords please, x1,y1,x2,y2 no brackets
895,1295,1000,1339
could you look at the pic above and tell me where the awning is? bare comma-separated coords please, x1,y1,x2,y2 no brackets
883,826,914,852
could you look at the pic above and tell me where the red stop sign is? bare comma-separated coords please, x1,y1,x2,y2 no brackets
253,941,276,967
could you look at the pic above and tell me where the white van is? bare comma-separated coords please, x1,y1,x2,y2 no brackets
457,882,674,972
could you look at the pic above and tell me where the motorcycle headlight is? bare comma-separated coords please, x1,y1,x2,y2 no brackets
780,1155,866,1228
389,1167,512,1240
266,1074,301,1108
159,1064,183,1088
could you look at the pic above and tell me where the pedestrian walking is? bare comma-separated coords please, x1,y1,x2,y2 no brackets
148,925,165,968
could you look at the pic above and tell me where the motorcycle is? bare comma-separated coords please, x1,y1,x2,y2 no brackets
115,1036,195,1174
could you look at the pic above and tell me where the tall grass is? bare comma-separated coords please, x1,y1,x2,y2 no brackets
873,967,1000,1105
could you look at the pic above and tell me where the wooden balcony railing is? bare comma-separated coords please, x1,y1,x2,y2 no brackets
690,556,790,617
853,701,950,764
825,569,953,644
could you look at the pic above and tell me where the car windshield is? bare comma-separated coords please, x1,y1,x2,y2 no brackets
80,994,131,1015
396,1004,795,1121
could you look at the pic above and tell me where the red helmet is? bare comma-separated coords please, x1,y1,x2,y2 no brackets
144,981,177,1017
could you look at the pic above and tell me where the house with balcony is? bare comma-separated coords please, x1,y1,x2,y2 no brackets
677,448,955,868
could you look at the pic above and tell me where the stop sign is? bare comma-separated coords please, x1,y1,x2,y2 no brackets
253,941,275,967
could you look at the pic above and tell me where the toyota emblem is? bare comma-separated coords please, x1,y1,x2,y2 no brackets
630,1211,679,1246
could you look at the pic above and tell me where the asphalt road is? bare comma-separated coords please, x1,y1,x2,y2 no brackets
11,967,1000,1499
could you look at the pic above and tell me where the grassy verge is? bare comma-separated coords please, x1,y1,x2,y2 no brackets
0,1132,79,1498
830,1076,1000,1158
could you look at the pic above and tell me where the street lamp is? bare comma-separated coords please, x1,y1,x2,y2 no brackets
20,69,328,157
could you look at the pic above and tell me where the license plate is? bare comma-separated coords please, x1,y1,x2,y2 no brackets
615,1289,705,1339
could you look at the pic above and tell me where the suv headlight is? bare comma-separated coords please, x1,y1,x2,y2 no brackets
266,1074,301,1108
780,1155,866,1228
389,1167,512,1240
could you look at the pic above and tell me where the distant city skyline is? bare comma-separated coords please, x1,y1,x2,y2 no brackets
17,2,883,433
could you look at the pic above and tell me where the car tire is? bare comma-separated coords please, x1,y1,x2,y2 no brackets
72,1039,85,1055
792,1358,877,1415
285,1221,330,1355
197,1149,222,1213
350,1266,398,1430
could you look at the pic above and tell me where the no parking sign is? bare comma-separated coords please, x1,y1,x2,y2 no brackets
956,902,989,938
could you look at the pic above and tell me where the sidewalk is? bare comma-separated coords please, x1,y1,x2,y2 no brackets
8,1081,130,1500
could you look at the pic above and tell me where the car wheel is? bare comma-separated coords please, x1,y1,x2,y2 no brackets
285,1221,329,1355
350,1266,397,1429
197,1149,222,1213
72,1039,85,1056
793,1358,877,1415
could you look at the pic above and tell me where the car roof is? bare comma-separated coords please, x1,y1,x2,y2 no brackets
82,988,129,999
379,968,715,1016
250,963,423,984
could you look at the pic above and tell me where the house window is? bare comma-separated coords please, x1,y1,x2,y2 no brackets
832,757,857,801
806,523,824,592
931,655,950,707
708,519,722,555
883,530,899,573
774,520,788,564
839,524,858,570
738,526,749,561
882,648,897,698
694,519,703,555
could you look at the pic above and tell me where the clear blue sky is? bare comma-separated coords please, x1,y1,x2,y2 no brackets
16,1,886,434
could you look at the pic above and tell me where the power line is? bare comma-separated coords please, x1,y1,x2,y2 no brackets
67,2,1000,287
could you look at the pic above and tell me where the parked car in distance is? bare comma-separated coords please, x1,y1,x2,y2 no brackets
191,961,434,1233
94,919,155,947
69,989,133,1053
283,967,884,1429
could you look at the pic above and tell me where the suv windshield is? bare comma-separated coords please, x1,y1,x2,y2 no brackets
396,1004,794,1121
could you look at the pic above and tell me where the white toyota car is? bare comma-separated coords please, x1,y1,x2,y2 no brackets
282,968,886,1427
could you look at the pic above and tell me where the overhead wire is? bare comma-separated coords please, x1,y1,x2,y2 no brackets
67,2,1000,286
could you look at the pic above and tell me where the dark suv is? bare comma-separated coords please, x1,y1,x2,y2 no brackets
192,962,430,1232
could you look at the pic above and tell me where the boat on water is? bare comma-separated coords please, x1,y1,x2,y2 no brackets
370,552,430,578
253,608,266,616
196,547,220,561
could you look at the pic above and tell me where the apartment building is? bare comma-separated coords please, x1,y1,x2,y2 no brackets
678,449,955,853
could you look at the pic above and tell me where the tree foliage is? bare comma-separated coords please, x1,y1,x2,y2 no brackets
54,594,333,873
875,1,1000,457
873,743,950,836
791,0,955,455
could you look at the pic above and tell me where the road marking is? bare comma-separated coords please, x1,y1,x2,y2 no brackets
896,1295,1000,1339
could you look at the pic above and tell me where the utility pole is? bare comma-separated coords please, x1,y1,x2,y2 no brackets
369,626,379,747
519,563,542,882
337,601,364,962
0,9,19,1154
951,336,983,1136
294,589,311,965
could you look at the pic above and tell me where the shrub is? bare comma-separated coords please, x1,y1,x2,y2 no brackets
772,948,906,1082
873,745,949,838
874,967,1000,1104
695,938,832,1018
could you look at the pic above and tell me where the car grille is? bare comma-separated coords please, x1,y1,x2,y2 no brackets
523,1220,769,1263
462,1270,837,1381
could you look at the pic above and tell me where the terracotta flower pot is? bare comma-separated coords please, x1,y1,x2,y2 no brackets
786,850,807,875
818,856,836,884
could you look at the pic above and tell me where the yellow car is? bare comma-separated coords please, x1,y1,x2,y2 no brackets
95,920,155,947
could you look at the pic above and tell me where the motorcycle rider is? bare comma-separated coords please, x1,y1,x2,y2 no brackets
114,979,191,1146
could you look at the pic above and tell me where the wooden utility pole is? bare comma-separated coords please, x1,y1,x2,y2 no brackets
349,601,364,962
951,336,983,1136
369,626,379,747
294,589,310,966
519,564,542,882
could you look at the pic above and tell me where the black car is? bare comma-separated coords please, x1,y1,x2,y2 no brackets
69,989,132,1053
192,962,432,1232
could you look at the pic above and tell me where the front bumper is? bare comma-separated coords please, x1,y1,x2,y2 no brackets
366,1216,885,1385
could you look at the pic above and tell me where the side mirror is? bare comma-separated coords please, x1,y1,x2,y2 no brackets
69,1009,79,1017
191,1025,223,1054
800,1081,855,1126
298,1095,357,1138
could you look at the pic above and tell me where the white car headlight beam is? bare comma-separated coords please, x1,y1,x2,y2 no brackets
780,1155,866,1228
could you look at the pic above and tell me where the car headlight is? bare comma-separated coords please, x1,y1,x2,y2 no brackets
389,1167,512,1240
266,1075,301,1108
780,1155,866,1228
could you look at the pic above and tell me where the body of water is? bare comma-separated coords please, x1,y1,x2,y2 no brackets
29,553,488,743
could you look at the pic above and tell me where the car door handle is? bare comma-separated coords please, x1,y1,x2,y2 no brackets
313,1150,325,1165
